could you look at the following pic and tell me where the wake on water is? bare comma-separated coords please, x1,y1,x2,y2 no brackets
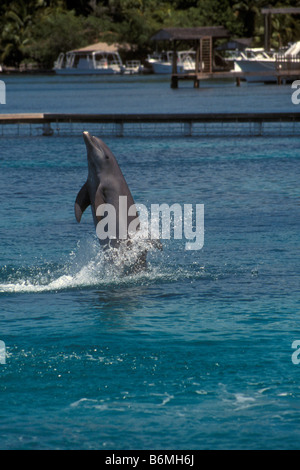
0,236,205,294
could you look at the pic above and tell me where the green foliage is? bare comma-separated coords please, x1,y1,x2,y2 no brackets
0,0,36,65
27,9,86,67
0,0,299,67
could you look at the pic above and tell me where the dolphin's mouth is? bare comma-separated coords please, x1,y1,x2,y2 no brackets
83,131,96,148
83,131,105,156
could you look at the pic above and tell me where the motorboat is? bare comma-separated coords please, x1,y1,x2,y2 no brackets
147,50,196,74
54,42,123,75
234,41,300,82
122,60,144,75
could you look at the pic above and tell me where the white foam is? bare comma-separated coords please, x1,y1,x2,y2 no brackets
0,236,205,294
0,259,125,293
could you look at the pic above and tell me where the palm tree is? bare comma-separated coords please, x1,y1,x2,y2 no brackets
0,0,43,65
232,0,264,38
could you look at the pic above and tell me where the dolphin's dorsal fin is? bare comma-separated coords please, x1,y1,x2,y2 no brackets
75,182,90,223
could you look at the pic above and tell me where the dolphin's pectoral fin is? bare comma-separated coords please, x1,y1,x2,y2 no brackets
75,182,90,223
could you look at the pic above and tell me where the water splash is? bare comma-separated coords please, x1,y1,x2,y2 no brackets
0,236,206,294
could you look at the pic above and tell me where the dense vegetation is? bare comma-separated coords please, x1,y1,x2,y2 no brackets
0,0,299,68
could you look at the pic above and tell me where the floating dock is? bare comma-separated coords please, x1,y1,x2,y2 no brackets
0,112,299,137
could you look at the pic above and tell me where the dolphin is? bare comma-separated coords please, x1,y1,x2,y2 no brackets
75,132,156,271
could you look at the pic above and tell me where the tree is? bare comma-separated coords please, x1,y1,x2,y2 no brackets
232,0,263,38
27,8,86,67
0,0,299,66
0,0,35,65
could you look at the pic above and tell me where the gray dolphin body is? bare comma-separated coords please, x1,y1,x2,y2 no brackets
75,132,147,270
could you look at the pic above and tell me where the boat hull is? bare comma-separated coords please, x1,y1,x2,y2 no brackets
234,59,276,83
54,67,121,75
149,62,194,75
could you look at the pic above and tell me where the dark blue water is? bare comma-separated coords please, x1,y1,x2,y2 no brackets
0,75,299,450
2,73,298,114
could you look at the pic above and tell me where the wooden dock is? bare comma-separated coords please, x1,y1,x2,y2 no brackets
149,25,300,88
171,68,300,88
0,112,299,137
1,112,300,124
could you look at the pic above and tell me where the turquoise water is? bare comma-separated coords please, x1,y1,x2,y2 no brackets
0,75,299,450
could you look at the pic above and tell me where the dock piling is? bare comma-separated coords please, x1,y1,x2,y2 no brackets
184,121,193,137
42,122,53,136
116,122,124,137
171,76,178,89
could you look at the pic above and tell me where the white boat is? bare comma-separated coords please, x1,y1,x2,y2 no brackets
234,41,300,83
122,60,144,75
147,50,196,74
54,42,123,75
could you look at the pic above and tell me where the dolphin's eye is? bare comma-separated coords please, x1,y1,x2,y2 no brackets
105,155,109,160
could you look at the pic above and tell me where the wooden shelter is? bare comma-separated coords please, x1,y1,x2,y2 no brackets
70,42,131,54
71,42,119,53
151,27,230,87
215,37,252,52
